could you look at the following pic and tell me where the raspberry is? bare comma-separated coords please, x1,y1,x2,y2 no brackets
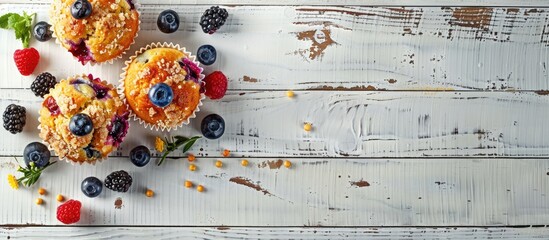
13,48,40,76
56,199,81,224
203,71,227,100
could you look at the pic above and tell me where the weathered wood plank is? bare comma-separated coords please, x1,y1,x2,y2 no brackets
3,0,549,7
1,157,549,226
1,4,548,91
2,226,549,239
1,89,549,158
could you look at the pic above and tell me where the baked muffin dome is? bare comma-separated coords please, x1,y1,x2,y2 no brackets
49,0,139,65
122,43,204,131
39,74,129,164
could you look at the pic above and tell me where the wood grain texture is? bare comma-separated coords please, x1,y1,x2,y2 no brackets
1,157,549,226
2,227,549,239
2,89,549,158
3,0,549,7
1,4,548,91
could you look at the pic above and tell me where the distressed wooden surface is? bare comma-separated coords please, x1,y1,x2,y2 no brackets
2,157,549,226
4,0,549,7
1,5,549,91
1,1,549,238
2,90,549,158
2,227,549,239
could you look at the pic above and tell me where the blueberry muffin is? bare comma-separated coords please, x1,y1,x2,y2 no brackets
122,43,204,131
39,74,129,164
49,0,139,65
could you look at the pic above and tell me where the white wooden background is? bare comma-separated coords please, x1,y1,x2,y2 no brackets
1,0,549,239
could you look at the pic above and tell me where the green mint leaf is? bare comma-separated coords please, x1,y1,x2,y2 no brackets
0,12,34,48
0,13,15,28
7,14,23,29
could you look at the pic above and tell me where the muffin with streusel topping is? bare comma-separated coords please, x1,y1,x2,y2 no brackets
121,42,204,131
49,0,139,65
39,74,129,164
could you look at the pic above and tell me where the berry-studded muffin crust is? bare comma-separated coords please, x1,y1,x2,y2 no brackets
39,74,129,164
122,44,204,130
49,0,139,64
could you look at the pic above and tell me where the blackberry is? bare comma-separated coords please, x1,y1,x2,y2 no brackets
31,72,57,98
3,104,26,134
199,6,228,34
104,170,132,192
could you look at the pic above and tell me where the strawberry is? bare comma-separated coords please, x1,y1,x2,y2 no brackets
203,71,227,100
13,48,40,76
56,199,81,224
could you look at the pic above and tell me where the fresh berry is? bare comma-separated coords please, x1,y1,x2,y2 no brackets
157,9,179,33
104,170,132,192
81,176,103,198
200,6,228,34
69,113,93,136
71,0,93,19
13,48,40,76
284,160,292,168
148,83,173,107
31,72,57,98
203,71,227,100
201,114,225,139
3,104,26,134
56,199,81,224
43,96,60,116
129,145,151,167
23,142,50,168
145,189,154,197
33,21,53,42
304,122,312,132
197,45,216,66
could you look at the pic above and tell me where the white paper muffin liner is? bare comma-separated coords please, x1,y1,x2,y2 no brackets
49,0,141,66
119,42,206,132
37,74,129,165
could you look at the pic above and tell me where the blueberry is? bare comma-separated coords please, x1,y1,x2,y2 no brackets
201,114,225,139
23,142,50,167
157,10,179,34
81,176,103,198
33,21,52,42
71,0,92,19
148,83,173,108
197,45,216,66
129,145,151,167
69,113,93,136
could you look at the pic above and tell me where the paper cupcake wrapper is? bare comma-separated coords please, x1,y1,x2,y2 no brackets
37,74,128,165
49,1,141,66
119,42,206,132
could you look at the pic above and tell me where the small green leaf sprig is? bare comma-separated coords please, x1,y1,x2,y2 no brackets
13,157,56,188
157,136,201,166
0,11,36,48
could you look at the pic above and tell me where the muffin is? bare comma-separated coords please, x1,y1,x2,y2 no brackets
49,0,140,65
121,42,204,131
39,74,129,164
